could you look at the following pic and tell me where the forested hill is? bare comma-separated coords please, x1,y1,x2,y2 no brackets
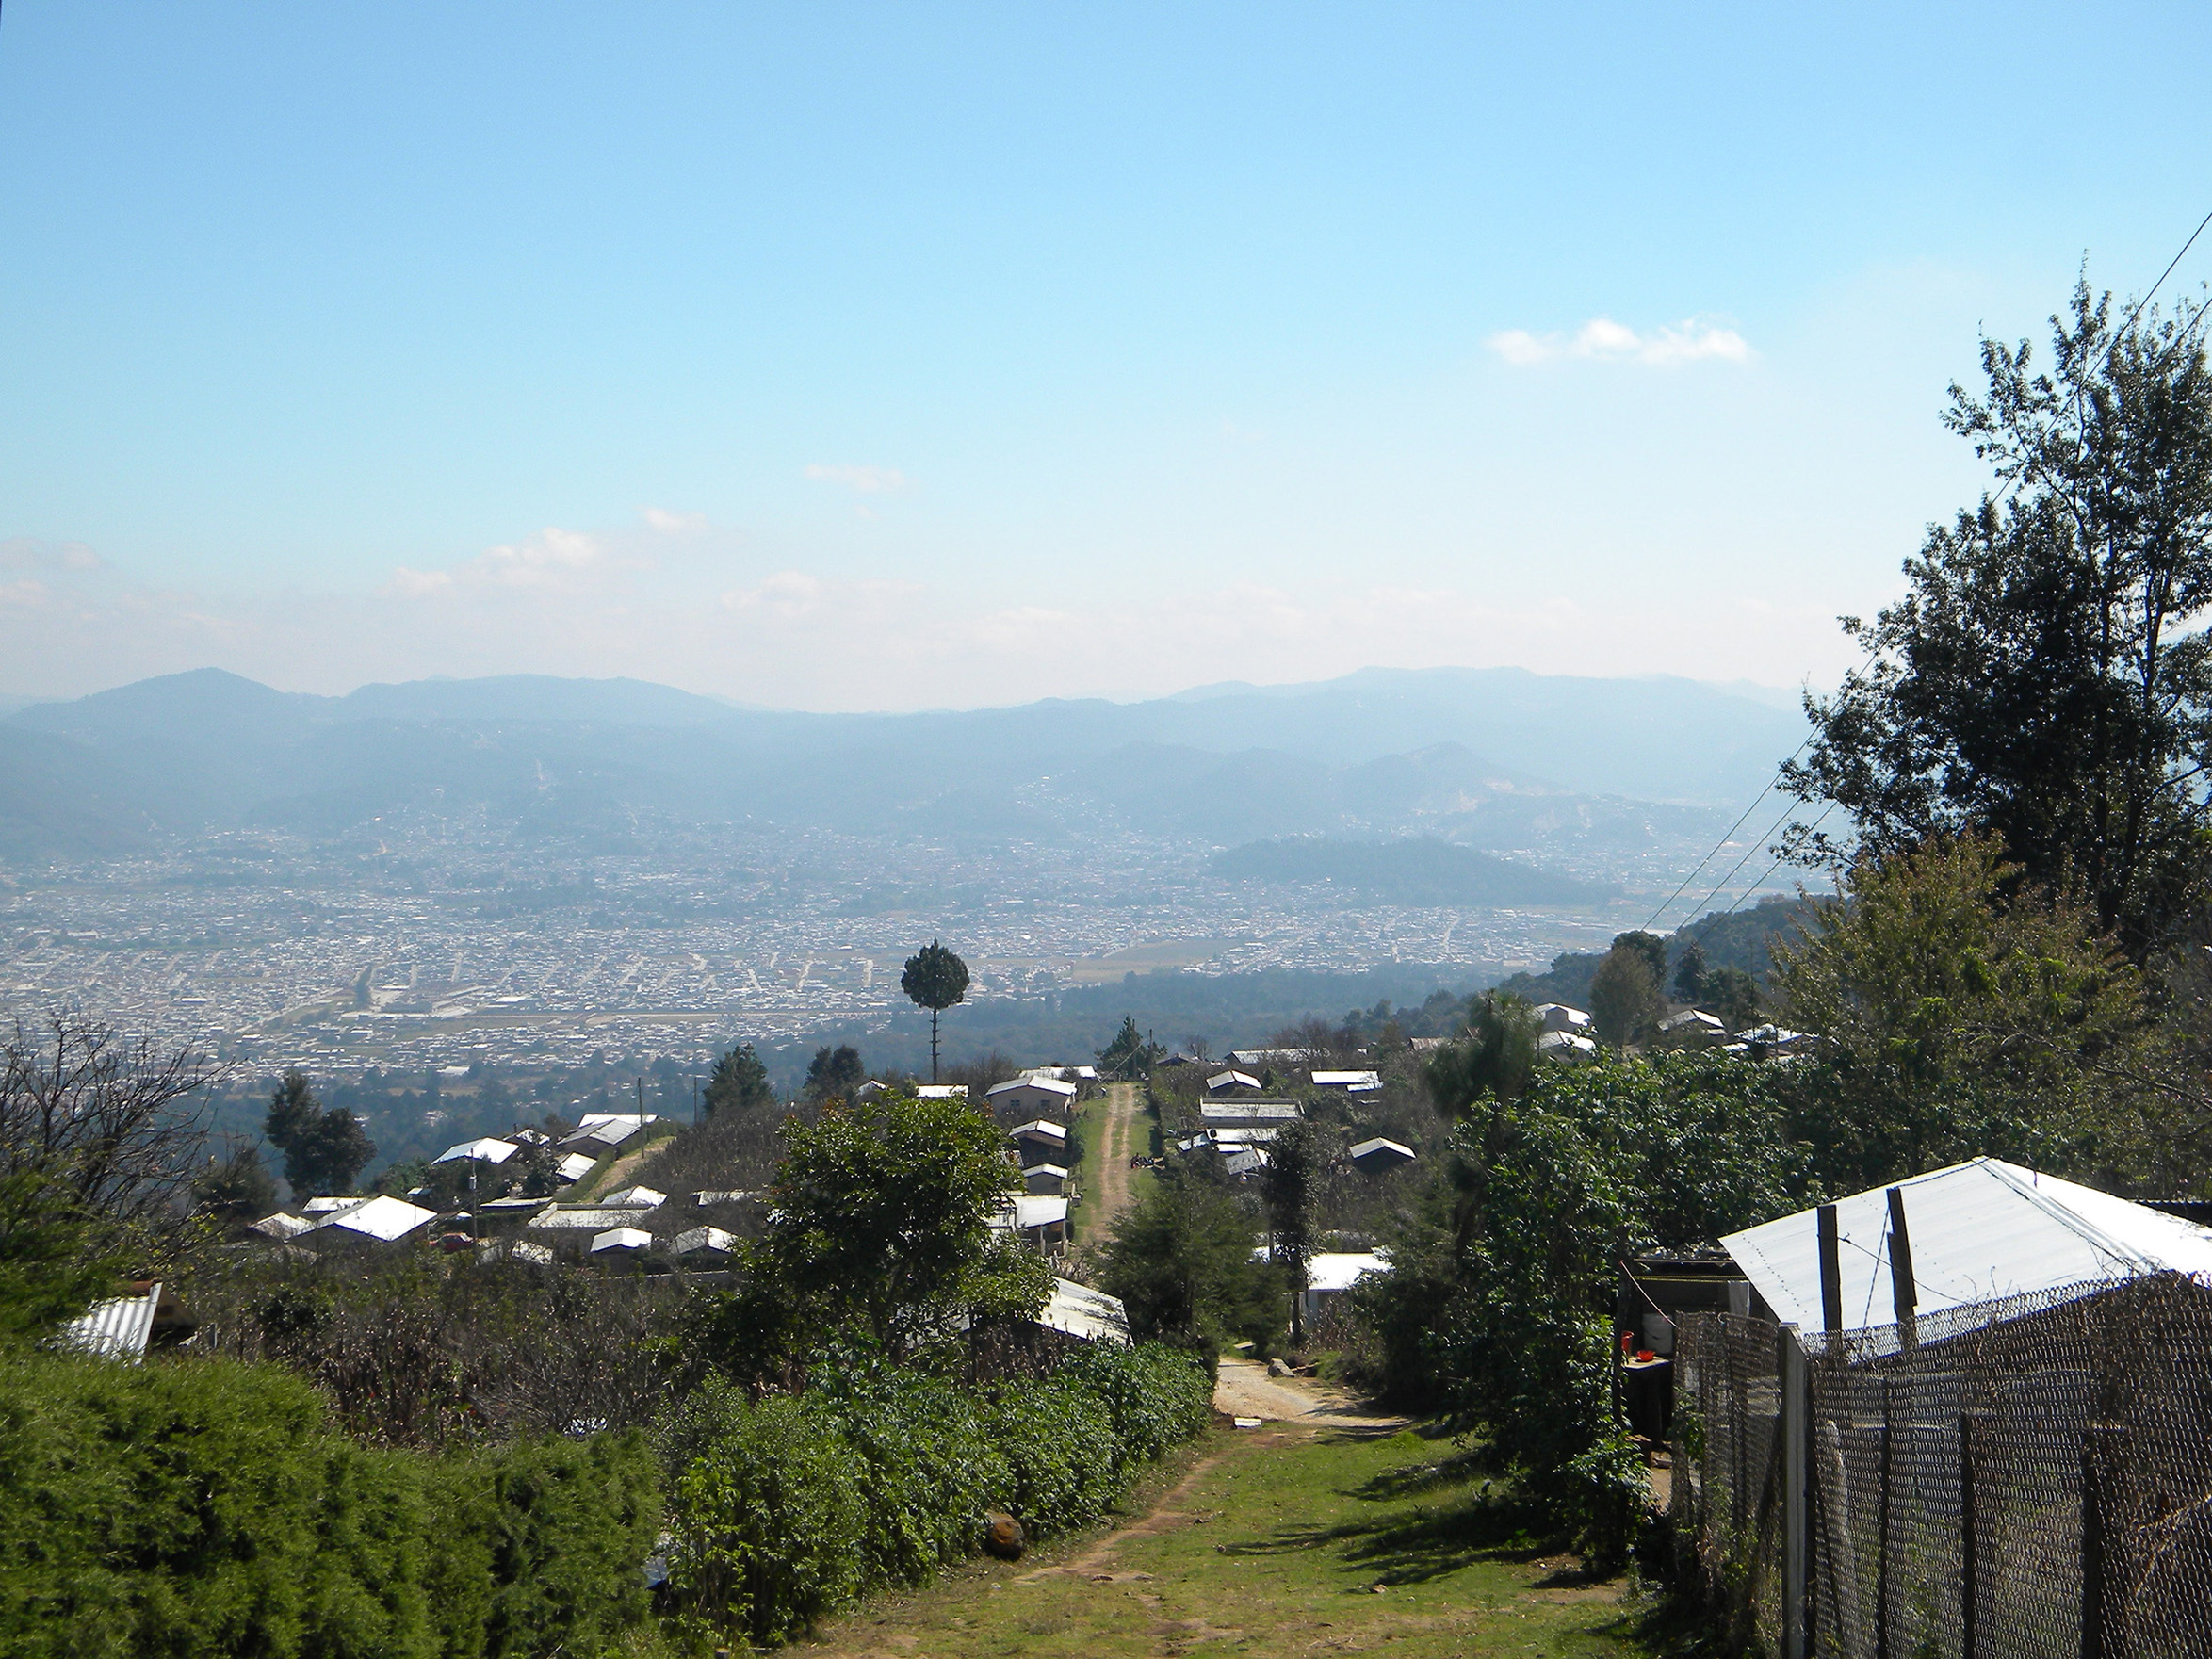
1493,894,1818,1007
1210,837,1615,908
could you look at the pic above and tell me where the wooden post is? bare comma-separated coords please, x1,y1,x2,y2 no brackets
1885,1187,1918,1350
1875,1381,1893,1659
1780,1324,1810,1659
1817,1203,1844,1338
2081,1426,2113,1659
1960,1412,1978,1659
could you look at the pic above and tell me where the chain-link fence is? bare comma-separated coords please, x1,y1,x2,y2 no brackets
1670,1274,2212,1658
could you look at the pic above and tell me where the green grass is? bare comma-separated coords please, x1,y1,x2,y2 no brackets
1068,1084,1160,1242
790,1425,1660,1658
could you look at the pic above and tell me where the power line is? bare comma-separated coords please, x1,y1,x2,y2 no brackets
1646,206,2210,937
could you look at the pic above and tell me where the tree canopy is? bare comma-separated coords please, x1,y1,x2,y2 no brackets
263,1070,375,1196
1783,282,2212,958
703,1044,775,1116
740,1089,1048,1359
901,941,969,1082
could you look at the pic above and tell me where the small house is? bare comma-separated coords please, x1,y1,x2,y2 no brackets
990,1194,1069,1249
302,1195,438,1249
1657,1009,1727,1041
599,1185,666,1211
1205,1069,1262,1096
1021,1163,1070,1195
1534,1003,1591,1034
1537,1030,1597,1064
1008,1119,1069,1163
559,1114,666,1159
589,1226,653,1264
431,1136,520,1167
1348,1136,1416,1173
673,1226,738,1264
986,1075,1079,1116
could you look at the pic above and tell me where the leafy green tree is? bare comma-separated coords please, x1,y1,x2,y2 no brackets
1422,992,1540,1119
901,941,969,1083
802,1045,866,1103
192,1137,276,1231
1775,832,2164,1189
1096,1017,1165,1082
1783,282,2212,959
1098,1178,1278,1360
1672,938,1708,1002
1259,1119,1325,1345
740,1089,1049,1359
704,1044,775,1116
263,1070,375,1195
1587,944,1662,1047
1612,930,1668,988
1701,965,1763,1028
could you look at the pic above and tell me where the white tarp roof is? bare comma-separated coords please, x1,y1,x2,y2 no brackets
1724,1157,2212,1333
1039,1277,1130,1343
432,1137,519,1165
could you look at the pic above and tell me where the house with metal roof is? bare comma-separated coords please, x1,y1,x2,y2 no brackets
301,1195,438,1247
1310,1069,1382,1093
1723,1157,2212,1342
986,1075,1078,1115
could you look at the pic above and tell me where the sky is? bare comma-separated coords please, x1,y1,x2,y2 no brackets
3,3,2209,710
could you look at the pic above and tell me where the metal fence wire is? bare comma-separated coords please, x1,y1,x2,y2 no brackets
1669,1274,2212,1659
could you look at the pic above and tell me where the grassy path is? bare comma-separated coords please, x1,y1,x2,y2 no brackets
1072,1082,1154,1242
797,1425,1647,1658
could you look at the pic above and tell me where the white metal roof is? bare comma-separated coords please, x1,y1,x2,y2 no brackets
1200,1101,1302,1123
577,1113,666,1130
1020,1163,1070,1179
590,1227,653,1254
1309,1251,1390,1293
915,1083,968,1098
1310,1070,1382,1090
600,1185,666,1210
1535,1003,1590,1031
1658,1009,1727,1034
432,1137,519,1165
555,1152,597,1181
1038,1277,1130,1343
251,1212,313,1240
988,1075,1077,1098
57,1282,161,1360
992,1195,1069,1229
1206,1069,1261,1093
1349,1137,1416,1164
674,1225,737,1256
306,1195,437,1243
1724,1157,2212,1335
1008,1118,1067,1140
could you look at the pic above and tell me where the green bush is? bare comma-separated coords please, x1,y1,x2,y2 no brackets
661,1341,1212,1646
663,1384,866,1648
986,1374,1118,1534
0,1345,658,1659
811,1356,1005,1586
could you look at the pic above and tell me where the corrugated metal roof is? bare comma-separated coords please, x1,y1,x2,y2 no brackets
529,1205,663,1230
1038,1277,1129,1343
673,1226,736,1257
305,1195,437,1243
432,1137,519,1165
1349,1137,1415,1164
590,1227,653,1253
57,1282,161,1360
991,1195,1069,1229
1724,1157,2212,1334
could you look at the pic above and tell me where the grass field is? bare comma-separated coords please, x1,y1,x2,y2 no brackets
796,1424,1656,1658
1068,1083,1159,1243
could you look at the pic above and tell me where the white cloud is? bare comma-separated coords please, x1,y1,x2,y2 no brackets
803,463,913,495
1487,315,1751,366
642,506,706,534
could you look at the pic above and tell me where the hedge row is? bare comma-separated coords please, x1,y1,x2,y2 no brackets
0,1346,659,1659
660,1342,1212,1646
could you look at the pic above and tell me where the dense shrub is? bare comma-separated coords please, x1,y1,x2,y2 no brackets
986,1374,1118,1532
660,1341,1211,1647
0,1345,658,1659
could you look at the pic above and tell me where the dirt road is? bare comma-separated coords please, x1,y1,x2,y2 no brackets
1212,1355,1406,1427
1080,1081,1147,1238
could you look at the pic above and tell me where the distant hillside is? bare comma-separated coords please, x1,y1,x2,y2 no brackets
1493,894,1819,1007
1211,837,1614,908
0,664,1800,858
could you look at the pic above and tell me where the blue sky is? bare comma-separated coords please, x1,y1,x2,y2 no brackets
3,3,2208,708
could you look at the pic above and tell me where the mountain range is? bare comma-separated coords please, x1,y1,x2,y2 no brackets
0,666,1806,860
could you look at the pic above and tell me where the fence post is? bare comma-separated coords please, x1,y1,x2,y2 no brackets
1960,1411,1978,1659
1780,1323,1809,1659
2081,1424,2114,1659
1875,1379,1892,1659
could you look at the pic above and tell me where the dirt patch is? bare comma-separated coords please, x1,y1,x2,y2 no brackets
1212,1357,1406,1427
1082,1082,1144,1234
